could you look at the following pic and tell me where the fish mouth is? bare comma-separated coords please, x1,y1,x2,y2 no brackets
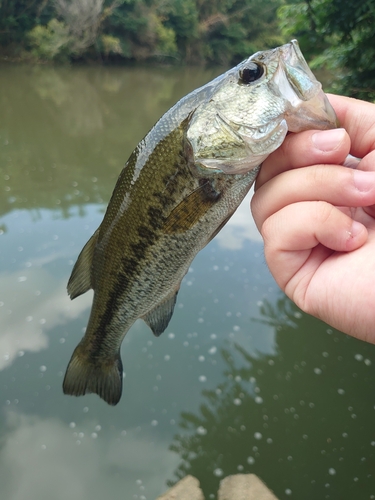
271,40,338,132
285,88,339,132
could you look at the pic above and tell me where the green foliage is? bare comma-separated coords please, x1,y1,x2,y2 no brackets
3,0,374,102
0,0,285,64
323,0,375,101
153,16,178,58
278,0,375,101
161,0,284,65
27,19,70,61
277,2,326,60
0,0,47,47
100,34,123,57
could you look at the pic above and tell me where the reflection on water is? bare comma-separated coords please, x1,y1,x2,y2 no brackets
170,297,375,499
0,64,221,217
0,410,177,500
0,64,374,500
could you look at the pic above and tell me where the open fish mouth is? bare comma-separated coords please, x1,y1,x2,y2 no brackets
268,40,338,131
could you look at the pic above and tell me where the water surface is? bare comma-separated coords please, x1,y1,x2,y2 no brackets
0,64,374,500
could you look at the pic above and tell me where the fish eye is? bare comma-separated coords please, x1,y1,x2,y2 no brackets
239,62,264,84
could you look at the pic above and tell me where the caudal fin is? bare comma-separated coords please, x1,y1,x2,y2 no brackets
63,346,123,406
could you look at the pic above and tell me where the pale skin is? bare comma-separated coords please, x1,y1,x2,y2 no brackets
251,94,375,343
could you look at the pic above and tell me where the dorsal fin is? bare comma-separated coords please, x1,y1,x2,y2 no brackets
142,290,179,337
67,229,99,299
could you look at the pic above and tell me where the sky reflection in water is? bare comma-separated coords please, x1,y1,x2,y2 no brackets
0,64,374,500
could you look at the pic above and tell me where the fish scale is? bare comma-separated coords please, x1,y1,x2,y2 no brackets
63,40,337,405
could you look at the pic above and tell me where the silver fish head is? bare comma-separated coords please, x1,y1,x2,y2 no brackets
187,39,338,174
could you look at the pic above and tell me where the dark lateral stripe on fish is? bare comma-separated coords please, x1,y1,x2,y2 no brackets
87,135,193,350
92,240,158,350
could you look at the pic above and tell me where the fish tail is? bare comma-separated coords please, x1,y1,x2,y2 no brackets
62,345,123,406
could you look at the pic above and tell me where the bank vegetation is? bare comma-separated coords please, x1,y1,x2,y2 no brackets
0,0,374,99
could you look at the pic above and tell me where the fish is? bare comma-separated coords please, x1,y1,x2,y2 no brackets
63,40,337,405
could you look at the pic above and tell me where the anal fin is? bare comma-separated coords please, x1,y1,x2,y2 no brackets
67,229,99,299
142,290,179,337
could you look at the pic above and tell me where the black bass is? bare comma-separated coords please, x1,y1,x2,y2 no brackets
63,40,337,405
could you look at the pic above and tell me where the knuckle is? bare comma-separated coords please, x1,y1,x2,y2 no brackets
313,200,334,224
250,192,261,219
279,135,295,164
306,164,328,188
261,215,275,243
280,131,314,168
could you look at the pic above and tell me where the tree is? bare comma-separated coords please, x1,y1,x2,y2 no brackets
169,296,375,498
278,0,375,101
54,0,104,54
0,0,49,47
0,0,285,64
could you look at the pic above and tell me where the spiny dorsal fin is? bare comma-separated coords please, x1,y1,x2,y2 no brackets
67,229,99,300
142,290,179,337
63,345,123,406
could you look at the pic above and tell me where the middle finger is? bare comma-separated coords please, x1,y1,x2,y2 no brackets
251,165,375,231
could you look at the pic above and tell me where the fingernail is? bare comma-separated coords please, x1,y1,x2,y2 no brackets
348,220,364,239
312,128,346,152
353,170,375,192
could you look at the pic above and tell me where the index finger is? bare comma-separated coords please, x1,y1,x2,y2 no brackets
327,94,375,159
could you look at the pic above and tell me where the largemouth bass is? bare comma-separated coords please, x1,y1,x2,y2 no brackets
63,40,337,405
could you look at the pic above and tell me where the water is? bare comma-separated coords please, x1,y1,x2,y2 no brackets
0,64,374,500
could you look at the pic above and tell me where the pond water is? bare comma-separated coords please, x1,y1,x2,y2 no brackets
0,64,374,500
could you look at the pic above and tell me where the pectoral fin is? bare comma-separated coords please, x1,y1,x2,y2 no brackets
163,180,220,234
67,229,99,299
142,290,179,337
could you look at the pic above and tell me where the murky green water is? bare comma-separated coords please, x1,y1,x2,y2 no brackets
0,64,374,500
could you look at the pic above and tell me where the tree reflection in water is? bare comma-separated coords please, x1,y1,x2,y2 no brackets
169,296,375,500
0,64,221,219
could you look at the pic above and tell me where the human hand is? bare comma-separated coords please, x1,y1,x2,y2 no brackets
251,95,375,342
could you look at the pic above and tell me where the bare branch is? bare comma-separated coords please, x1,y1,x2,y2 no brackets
54,0,105,54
